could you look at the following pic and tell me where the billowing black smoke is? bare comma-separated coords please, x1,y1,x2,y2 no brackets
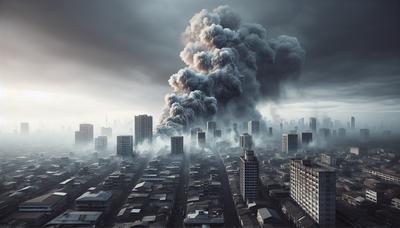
157,6,305,135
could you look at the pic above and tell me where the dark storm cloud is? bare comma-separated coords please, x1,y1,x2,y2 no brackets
0,0,399,110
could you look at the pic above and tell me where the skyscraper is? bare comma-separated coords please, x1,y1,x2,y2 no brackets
290,159,336,227
171,136,184,154
282,133,298,154
190,127,202,142
300,132,313,145
248,120,260,136
309,117,317,133
360,128,370,140
338,128,346,137
240,133,253,151
100,127,112,137
117,135,133,157
351,116,355,129
134,115,153,145
206,121,217,137
268,127,273,137
240,150,259,202
197,131,206,147
20,122,29,135
75,124,94,145
95,136,108,151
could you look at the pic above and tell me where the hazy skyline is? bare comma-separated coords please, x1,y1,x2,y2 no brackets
0,0,399,131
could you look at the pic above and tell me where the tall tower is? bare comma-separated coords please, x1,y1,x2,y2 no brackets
240,150,259,202
309,117,317,133
134,115,153,145
248,120,260,136
351,116,355,129
206,121,217,137
282,133,298,154
240,133,253,152
171,136,184,154
75,124,94,145
117,135,133,157
290,159,336,227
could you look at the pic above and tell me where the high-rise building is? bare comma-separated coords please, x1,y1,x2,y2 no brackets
117,135,133,157
351,116,355,129
197,132,206,147
240,133,253,151
282,133,298,154
338,128,346,137
95,136,108,151
190,127,202,142
75,124,94,145
309,117,317,133
214,129,222,138
240,150,259,202
134,115,153,145
320,153,336,167
100,127,112,138
171,136,184,154
268,127,273,137
206,121,217,137
319,128,331,140
360,128,370,140
20,122,29,135
300,132,313,145
290,159,336,227
248,120,260,136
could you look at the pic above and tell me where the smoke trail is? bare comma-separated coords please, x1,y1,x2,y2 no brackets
158,5,305,135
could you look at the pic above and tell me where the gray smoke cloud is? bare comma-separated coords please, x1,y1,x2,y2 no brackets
158,5,305,135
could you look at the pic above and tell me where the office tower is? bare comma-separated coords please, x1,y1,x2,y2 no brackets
214,129,222,138
290,159,336,227
242,122,248,133
338,128,346,137
309,117,317,133
171,136,184,154
248,120,260,136
100,127,112,137
20,122,29,135
117,135,133,157
298,118,305,129
95,136,108,151
360,128,370,140
300,132,312,145
75,124,94,145
351,116,355,129
319,128,331,140
282,133,298,154
190,127,202,142
240,150,259,202
268,127,273,137
240,133,253,151
206,121,217,137
134,115,153,145
197,131,206,147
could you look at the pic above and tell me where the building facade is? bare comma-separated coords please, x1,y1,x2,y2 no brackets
171,136,184,154
134,114,153,145
117,135,133,157
240,150,259,202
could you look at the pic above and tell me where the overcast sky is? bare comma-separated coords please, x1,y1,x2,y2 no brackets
0,0,399,131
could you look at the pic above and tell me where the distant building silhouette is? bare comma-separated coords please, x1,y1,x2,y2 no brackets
75,124,94,145
117,135,133,157
134,115,153,145
171,136,184,154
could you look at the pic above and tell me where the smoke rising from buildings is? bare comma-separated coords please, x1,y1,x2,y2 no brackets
157,5,305,135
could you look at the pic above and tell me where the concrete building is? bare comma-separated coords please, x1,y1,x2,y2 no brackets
197,131,206,147
171,136,184,154
365,188,384,204
190,127,202,142
95,136,108,151
282,134,298,154
338,128,346,137
134,114,153,145
248,120,260,136
268,127,273,137
100,127,112,137
300,132,312,145
75,124,94,145
320,153,336,167
19,192,67,213
75,191,113,212
290,159,336,227
206,121,217,137
117,135,133,157
351,116,355,129
46,210,103,227
309,117,317,133
214,129,222,138
20,122,29,135
360,128,370,140
240,150,259,202
240,133,253,151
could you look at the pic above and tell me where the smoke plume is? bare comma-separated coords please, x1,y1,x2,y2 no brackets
158,6,305,135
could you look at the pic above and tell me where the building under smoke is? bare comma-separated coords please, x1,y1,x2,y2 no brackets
157,6,305,135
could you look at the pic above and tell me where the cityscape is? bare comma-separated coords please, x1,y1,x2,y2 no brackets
1,1,400,228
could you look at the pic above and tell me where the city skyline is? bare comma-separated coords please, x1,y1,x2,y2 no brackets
0,0,399,131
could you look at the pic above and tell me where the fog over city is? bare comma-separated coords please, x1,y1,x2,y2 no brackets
0,1,400,228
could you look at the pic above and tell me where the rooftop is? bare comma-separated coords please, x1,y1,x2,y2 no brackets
76,191,112,202
47,210,102,225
